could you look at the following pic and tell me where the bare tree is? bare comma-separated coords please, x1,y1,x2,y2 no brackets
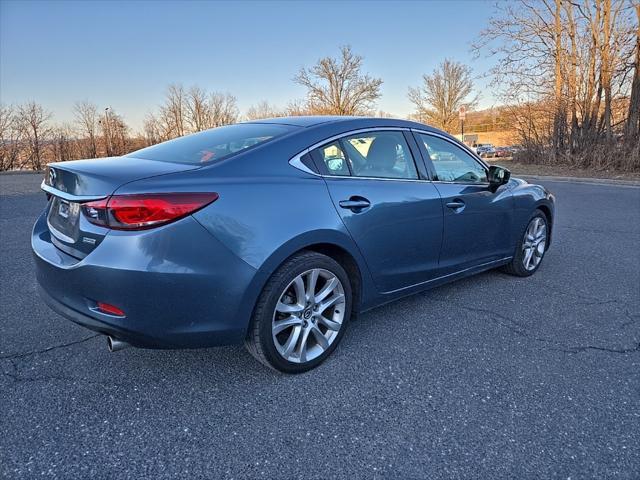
475,0,637,170
284,99,310,116
0,104,20,171
552,0,566,155
51,123,78,162
143,112,163,146
408,59,478,133
245,101,284,120
186,86,211,132
99,108,129,156
15,101,52,171
625,3,640,141
209,92,238,127
158,85,238,135
294,46,382,115
73,100,99,158
159,83,187,138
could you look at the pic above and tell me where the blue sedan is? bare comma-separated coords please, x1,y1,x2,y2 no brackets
33,116,555,373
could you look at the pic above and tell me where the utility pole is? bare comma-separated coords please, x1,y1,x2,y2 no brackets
104,107,111,156
459,106,467,144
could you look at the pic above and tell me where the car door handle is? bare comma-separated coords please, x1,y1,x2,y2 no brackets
446,200,465,210
339,197,371,211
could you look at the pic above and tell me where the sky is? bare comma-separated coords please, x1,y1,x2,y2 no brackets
0,0,500,132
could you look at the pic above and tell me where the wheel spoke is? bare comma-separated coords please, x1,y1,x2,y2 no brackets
273,315,303,335
523,248,534,269
318,293,345,313
306,269,319,302
276,301,304,314
311,325,329,350
315,277,338,303
317,315,341,331
292,276,306,304
296,327,312,362
281,325,302,357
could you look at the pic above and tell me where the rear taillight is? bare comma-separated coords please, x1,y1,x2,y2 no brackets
82,192,219,230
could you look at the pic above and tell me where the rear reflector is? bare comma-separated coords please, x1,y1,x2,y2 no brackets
96,302,125,316
82,192,218,230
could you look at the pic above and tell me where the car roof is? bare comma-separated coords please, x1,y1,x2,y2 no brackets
246,115,445,132
245,116,355,127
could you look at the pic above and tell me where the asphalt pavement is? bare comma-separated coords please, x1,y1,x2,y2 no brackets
1,172,639,479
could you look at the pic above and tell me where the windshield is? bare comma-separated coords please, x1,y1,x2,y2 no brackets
128,123,296,164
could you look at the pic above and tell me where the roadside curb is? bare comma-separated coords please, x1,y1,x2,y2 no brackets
0,170,44,176
518,174,640,187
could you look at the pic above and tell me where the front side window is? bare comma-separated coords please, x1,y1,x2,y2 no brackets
129,123,295,165
417,134,487,183
341,131,418,180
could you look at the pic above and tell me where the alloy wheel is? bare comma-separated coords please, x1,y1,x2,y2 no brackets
272,268,345,364
522,216,547,271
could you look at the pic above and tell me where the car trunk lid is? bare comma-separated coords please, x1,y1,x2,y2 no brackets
43,157,201,258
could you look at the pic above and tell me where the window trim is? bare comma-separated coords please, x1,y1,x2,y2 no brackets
289,127,427,183
411,129,490,185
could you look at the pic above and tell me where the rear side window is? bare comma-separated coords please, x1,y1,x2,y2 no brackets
312,131,418,180
317,141,350,176
128,123,295,164
342,131,418,179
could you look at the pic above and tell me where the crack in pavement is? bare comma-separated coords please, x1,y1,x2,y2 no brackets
2,291,638,387
557,225,639,235
539,283,633,307
440,301,640,356
564,344,640,354
536,285,639,328
0,334,101,360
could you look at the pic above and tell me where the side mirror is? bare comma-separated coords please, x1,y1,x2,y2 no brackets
488,165,511,190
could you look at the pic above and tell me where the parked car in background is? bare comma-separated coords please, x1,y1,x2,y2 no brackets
477,145,496,158
33,116,555,373
473,143,493,154
494,146,512,158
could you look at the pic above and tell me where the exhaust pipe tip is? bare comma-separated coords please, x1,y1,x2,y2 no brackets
107,336,129,352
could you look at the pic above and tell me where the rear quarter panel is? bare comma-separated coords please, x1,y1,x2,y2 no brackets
191,172,379,311
118,148,379,315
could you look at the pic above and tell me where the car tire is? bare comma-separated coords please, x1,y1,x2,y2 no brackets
245,251,352,373
501,209,549,277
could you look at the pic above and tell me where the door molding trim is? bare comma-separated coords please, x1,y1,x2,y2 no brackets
380,256,513,295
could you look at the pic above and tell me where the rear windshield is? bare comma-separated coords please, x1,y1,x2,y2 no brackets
128,123,296,164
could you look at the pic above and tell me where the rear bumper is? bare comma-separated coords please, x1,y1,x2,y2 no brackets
37,284,160,346
32,209,258,348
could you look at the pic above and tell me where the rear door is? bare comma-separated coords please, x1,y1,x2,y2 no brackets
311,129,443,293
413,132,514,272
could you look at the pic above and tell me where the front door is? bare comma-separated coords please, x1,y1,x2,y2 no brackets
311,130,443,293
413,132,514,272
